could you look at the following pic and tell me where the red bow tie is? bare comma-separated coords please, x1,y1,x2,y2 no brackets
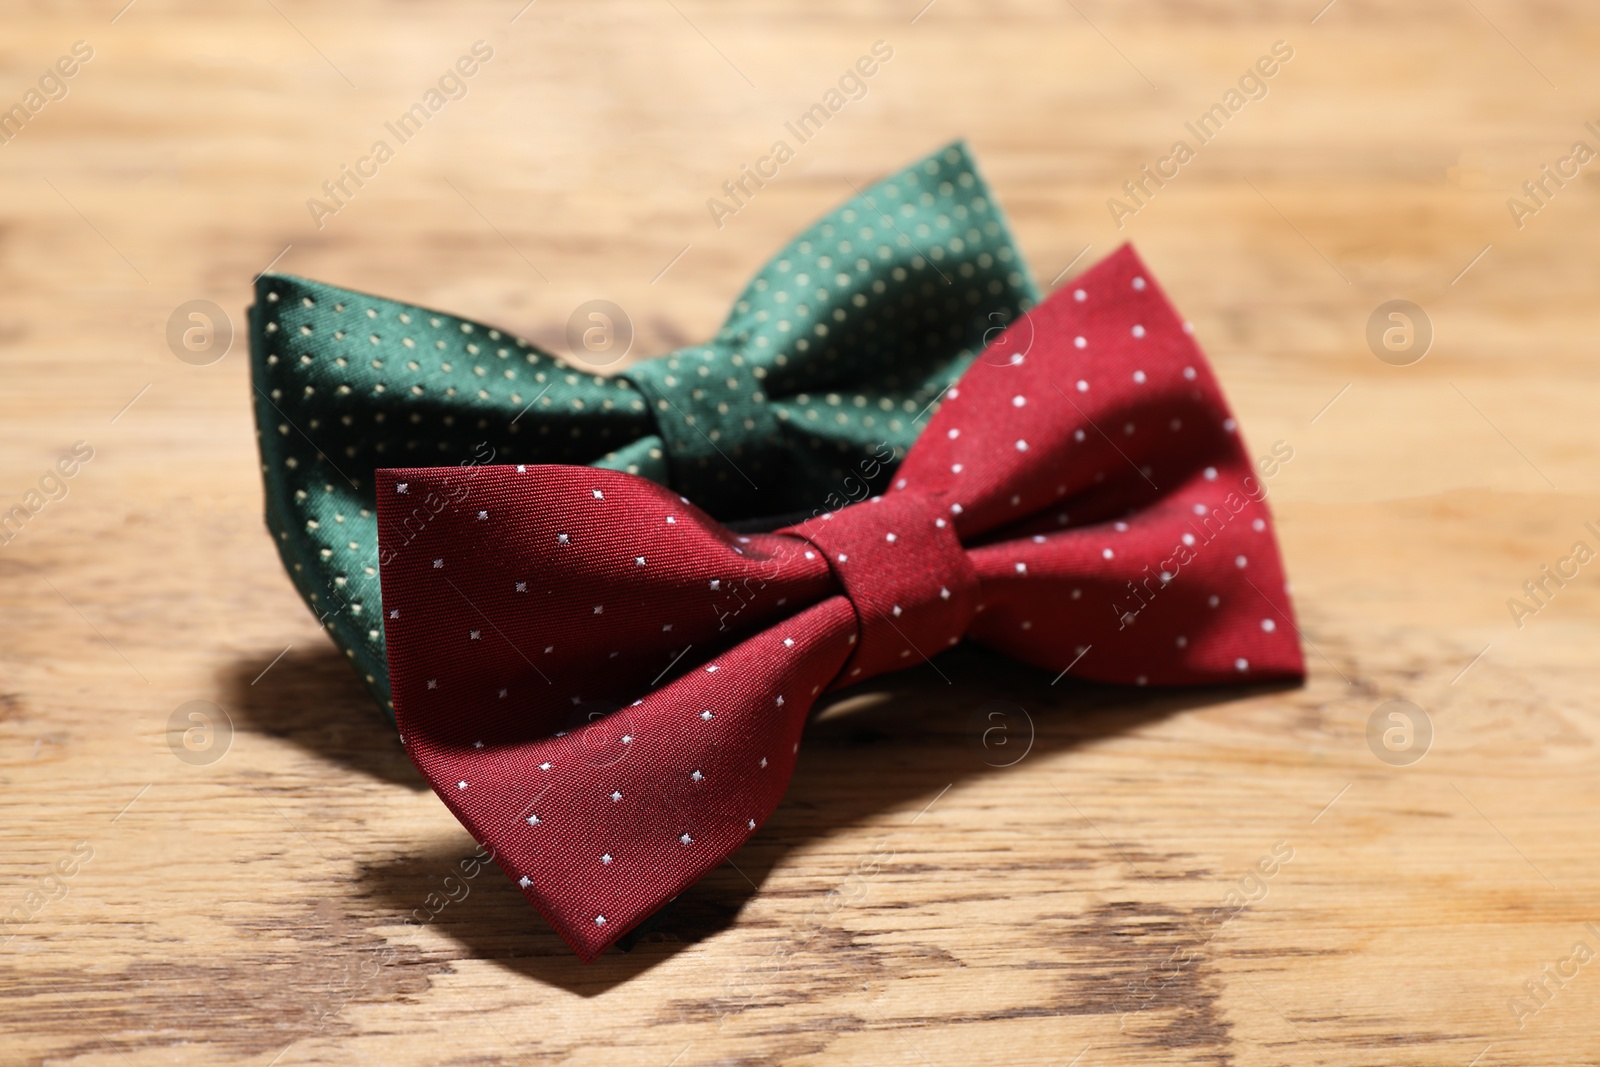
376,244,1305,960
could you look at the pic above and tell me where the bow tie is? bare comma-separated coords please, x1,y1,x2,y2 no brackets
250,140,1038,717
375,244,1305,960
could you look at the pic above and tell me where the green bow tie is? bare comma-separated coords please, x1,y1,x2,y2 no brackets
250,139,1039,718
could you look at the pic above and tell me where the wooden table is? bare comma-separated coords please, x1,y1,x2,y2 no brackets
4,2,1597,1063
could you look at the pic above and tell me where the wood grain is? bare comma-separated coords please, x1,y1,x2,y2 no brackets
3,1,1599,1063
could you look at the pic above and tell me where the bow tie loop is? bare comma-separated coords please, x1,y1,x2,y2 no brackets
782,492,978,683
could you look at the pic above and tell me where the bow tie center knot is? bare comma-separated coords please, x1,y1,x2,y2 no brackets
783,490,979,685
624,349,782,509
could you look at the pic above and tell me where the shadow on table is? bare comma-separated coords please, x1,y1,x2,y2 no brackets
222,643,425,790
351,644,1296,996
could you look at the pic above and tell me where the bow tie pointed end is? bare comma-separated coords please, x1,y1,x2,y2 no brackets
376,243,1305,960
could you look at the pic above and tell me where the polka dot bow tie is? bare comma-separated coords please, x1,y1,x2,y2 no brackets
375,244,1306,960
250,140,1037,719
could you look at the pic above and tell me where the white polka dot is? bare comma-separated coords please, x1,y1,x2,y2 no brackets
1235,555,1248,568
1176,635,1187,648
1074,336,1087,349
1253,518,1266,532
1132,370,1146,384
1132,276,1146,290
1183,367,1197,380
1073,288,1087,301
1015,439,1028,451
1076,380,1089,392
1203,467,1218,481
947,428,960,439
1102,548,1114,559
1261,619,1276,632
1131,325,1146,338
1235,658,1249,672
1012,395,1026,407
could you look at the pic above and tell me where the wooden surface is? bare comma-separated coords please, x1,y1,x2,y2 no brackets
4,1,1599,1063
